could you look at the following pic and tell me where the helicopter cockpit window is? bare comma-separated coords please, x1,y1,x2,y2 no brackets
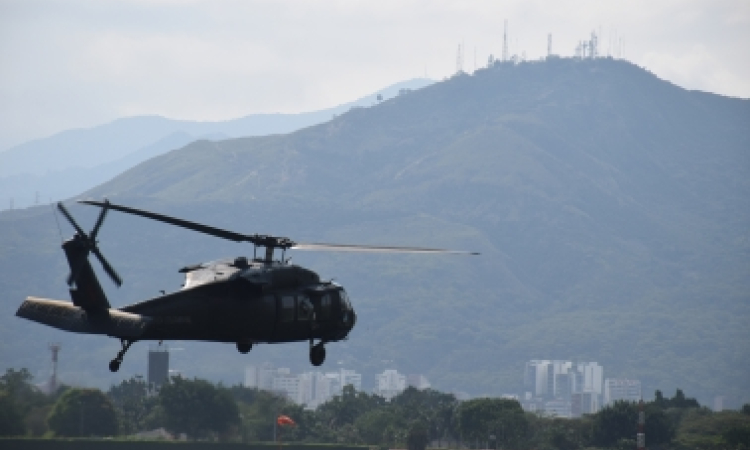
339,290,352,311
318,294,332,321
280,295,295,322
298,295,313,321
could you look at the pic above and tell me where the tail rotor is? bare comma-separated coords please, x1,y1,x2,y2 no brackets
57,201,123,288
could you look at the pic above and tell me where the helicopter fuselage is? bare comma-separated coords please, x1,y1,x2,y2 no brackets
121,257,356,345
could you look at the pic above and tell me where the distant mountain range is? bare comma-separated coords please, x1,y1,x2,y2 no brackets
1,58,748,406
0,78,433,210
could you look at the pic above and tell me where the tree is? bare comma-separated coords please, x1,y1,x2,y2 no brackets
107,376,154,435
591,400,674,447
643,403,675,446
158,376,239,440
653,388,700,409
723,425,750,448
457,398,528,448
47,388,118,437
407,421,429,450
592,401,637,447
354,409,397,445
391,387,459,444
316,385,386,433
0,368,49,413
0,390,25,436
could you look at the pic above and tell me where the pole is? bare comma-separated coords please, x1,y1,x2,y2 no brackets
637,399,645,450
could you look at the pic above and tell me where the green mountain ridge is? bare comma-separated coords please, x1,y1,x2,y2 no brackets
1,58,748,405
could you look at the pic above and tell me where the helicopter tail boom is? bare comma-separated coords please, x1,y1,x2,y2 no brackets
16,297,148,339
62,238,112,311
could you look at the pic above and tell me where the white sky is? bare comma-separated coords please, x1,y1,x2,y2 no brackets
1,0,748,151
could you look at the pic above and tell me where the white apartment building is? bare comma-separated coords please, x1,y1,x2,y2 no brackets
375,369,407,400
272,373,301,402
244,363,363,409
604,378,642,405
576,362,604,396
523,360,604,414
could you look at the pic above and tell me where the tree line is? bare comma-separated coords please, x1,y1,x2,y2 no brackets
1,368,749,449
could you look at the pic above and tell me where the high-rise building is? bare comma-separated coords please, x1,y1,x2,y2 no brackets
604,378,642,405
577,362,604,396
147,346,169,388
571,391,600,417
272,372,302,402
523,359,603,414
375,369,406,400
244,362,278,390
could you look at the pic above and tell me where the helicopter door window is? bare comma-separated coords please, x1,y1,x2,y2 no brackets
298,295,313,321
318,294,331,321
280,295,295,322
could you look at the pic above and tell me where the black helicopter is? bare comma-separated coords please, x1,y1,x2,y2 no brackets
16,200,477,372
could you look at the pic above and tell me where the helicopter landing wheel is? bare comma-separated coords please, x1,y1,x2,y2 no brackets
310,343,326,366
108,339,134,372
236,341,253,354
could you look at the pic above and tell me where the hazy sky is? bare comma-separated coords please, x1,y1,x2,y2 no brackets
1,0,748,151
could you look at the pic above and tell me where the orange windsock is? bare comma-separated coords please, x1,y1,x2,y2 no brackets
277,415,296,427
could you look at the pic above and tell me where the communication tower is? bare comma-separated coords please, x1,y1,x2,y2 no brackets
502,20,509,62
637,399,646,450
455,43,464,74
48,343,61,394
547,34,552,57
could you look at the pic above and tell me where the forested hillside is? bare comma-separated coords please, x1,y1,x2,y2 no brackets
1,58,748,405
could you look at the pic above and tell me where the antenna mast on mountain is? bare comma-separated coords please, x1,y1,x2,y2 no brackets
456,43,464,74
547,33,552,57
502,20,509,62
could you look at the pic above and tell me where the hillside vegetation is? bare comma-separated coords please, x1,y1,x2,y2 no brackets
1,58,748,404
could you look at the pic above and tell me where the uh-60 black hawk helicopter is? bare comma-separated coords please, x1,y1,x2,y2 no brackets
16,200,477,372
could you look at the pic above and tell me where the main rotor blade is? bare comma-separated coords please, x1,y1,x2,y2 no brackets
89,199,109,240
291,242,479,255
57,202,87,237
91,246,123,287
80,200,252,243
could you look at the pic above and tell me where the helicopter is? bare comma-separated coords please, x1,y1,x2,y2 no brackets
16,200,478,372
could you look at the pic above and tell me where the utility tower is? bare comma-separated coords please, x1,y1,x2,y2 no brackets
502,20,509,62
48,343,61,394
547,33,552,57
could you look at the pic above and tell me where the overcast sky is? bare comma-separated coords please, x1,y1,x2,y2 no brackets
1,0,748,151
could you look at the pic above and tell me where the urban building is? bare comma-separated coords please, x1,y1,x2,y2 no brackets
243,363,362,409
522,359,603,415
375,369,407,400
604,378,642,405
407,374,431,390
148,346,169,388
571,391,599,417
544,399,572,418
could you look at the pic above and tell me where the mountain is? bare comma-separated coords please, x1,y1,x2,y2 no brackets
1,58,748,405
0,78,433,210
